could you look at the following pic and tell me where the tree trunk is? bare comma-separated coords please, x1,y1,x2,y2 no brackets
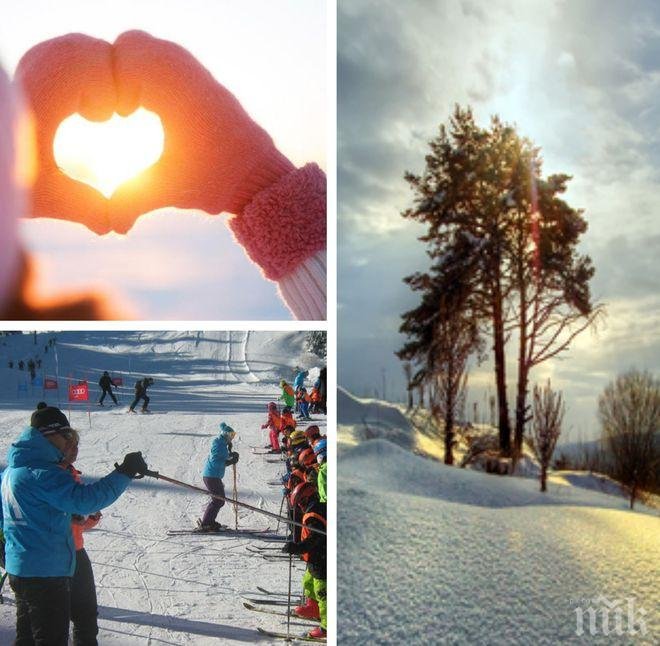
444,384,454,465
492,293,511,454
514,365,529,458
407,387,413,411
540,464,547,492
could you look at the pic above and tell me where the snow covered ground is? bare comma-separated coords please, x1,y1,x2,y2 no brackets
338,390,660,644
0,331,327,645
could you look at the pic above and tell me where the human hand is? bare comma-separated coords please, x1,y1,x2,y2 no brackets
15,33,115,234
109,30,295,234
115,451,149,478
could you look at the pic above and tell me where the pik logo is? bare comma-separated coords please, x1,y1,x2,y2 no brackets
574,596,647,637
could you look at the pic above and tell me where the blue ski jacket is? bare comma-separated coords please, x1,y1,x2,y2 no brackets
293,371,307,390
202,435,230,479
1,427,131,577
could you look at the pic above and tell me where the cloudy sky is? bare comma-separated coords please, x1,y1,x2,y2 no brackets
338,0,660,441
0,0,325,319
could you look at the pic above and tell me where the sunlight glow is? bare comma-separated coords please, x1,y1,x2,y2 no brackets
53,109,164,198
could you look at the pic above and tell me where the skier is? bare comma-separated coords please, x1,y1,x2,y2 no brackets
198,423,240,531
293,369,309,392
261,402,282,453
98,370,118,406
297,387,312,421
282,482,327,639
318,367,327,415
0,406,148,644
314,440,327,505
303,425,324,445
129,377,154,413
281,405,297,433
279,380,295,409
60,427,102,644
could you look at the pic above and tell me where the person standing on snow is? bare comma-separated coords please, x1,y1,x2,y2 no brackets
98,370,118,406
198,423,240,531
279,380,296,409
129,377,154,413
0,406,148,644
261,402,282,453
282,482,327,640
60,426,103,645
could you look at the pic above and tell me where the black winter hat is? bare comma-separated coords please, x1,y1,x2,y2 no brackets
30,406,73,435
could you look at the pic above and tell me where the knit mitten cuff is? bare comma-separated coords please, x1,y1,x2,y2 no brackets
228,163,327,281
229,147,296,215
278,250,326,320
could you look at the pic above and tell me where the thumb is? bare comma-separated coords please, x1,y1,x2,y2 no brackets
32,171,110,235
108,159,179,234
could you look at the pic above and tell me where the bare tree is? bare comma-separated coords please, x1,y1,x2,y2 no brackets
530,380,564,492
598,369,660,509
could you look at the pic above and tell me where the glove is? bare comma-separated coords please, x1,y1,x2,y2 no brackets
109,30,295,234
225,451,239,467
15,34,115,234
115,451,149,478
281,541,300,555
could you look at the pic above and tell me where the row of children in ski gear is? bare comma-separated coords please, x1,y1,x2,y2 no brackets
0,403,328,643
255,419,327,639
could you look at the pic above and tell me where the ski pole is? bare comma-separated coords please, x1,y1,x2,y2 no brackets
286,551,293,639
142,470,326,536
276,490,286,534
232,463,238,531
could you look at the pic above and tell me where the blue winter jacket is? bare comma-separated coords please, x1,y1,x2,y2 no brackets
293,371,307,390
1,427,131,577
202,435,230,479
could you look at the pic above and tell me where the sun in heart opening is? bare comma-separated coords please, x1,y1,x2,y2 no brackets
53,108,164,198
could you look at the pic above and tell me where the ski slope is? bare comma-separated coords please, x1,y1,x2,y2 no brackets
338,392,660,645
0,331,327,645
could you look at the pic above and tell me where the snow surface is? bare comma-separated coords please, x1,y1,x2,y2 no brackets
0,331,327,645
338,392,659,644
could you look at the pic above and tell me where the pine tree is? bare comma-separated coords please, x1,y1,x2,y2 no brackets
402,105,601,455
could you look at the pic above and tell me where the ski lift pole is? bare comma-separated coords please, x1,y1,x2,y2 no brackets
141,470,326,536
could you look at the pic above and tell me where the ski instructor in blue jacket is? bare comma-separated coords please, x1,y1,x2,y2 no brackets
1,405,149,645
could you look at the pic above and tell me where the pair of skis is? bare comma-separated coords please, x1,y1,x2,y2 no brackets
242,588,325,642
167,526,284,541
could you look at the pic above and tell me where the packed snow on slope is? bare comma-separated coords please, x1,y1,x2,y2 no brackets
338,390,659,645
0,331,326,645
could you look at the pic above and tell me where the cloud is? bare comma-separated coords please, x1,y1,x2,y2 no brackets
339,0,660,440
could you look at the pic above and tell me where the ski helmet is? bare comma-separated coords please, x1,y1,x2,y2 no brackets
312,438,327,455
268,401,278,412
289,430,307,447
304,425,321,441
282,406,293,415
289,481,316,509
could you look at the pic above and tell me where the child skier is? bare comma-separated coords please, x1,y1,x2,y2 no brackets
282,482,327,639
199,423,240,531
61,429,102,644
261,402,282,453
297,387,312,421
279,380,296,409
281,406,297,433
128,377,154,413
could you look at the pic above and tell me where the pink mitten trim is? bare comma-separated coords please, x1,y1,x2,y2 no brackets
228,163,326,281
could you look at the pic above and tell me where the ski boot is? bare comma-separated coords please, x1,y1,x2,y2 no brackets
128,408,137,414
196,519,225,532
308,626,327,639
294,598,320,620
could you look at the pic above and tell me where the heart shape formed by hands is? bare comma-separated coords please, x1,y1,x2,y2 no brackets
17,31,294,235
54,108,164,199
